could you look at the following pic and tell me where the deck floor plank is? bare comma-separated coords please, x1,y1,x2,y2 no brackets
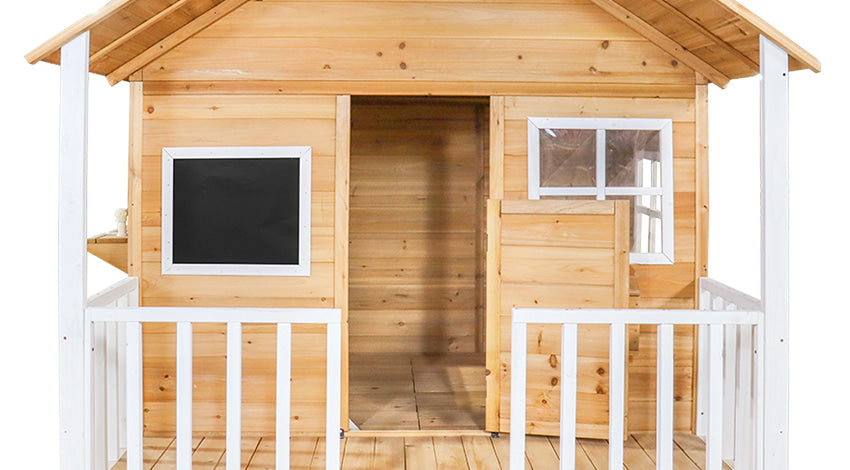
433,436,468,469
373,437,406,469
491,434,532,470
525,435,562,470
192,436,226,469
114,432,719,469
405,436,438,470
342,436,376,469
622,435,658,470
632,432,700,470
461,436,501,469
674,432,733,470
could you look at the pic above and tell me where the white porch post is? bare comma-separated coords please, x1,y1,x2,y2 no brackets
759,35,790,470
58,32,90,470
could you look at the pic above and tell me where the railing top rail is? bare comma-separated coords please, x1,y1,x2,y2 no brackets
699,277,762,311
87,277,140,307
512,308,762,326
87,306,342,325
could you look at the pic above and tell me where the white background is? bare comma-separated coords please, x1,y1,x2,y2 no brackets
0,0,845,467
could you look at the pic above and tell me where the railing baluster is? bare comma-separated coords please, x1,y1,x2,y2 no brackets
226,322,242,470
106,321,120,465
723,305,738,462
510,321,527,470
276,323,292,470
609,323,626,470
326,322,342,469
657,324,675,470
126,322,143,470
696,290,710,438
707,324,724,470
735,325,755,470
560,324,578,470
93,320,107,470
176,322,193,470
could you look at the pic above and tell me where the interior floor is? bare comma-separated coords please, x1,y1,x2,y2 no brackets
349,353,485,430
111,432,727,469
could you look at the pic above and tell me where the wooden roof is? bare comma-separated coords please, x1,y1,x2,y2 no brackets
26,0,820,88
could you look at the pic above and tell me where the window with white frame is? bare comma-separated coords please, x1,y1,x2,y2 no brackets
161,146,311,276
528,117,674,264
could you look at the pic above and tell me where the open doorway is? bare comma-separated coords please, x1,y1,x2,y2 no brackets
348,96,490,430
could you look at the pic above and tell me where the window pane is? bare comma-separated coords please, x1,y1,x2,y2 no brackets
539,129,596,187
608,195,663,254
606,130,661,187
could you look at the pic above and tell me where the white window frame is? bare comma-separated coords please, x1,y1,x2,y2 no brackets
528,117,674,265
161,146,312,276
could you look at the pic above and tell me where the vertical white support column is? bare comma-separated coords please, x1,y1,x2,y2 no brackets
126,322,143,470
760,34,790,470
276,323,292,470
326,321,342,469
707,324,724,470
656,324,675,470
510,320,527,470
176,322,193,469
58,31,90,470
226,322,242,470
608,323,626,470
559,324,578,470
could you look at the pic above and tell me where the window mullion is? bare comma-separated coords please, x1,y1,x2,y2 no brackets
596,128,606,200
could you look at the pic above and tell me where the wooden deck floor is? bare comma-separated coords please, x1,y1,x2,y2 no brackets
349,353,485,430
111,432,721,469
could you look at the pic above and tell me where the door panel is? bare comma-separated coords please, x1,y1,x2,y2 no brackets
486,199,630,438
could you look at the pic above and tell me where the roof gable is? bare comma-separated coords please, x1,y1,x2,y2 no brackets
26,0,819,87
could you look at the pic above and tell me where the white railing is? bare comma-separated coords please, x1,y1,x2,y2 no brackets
84,277,342,470
696,278,763,470
86,277,139,470
510,289,763,470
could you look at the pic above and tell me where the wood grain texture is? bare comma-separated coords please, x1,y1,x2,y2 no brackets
139,94,339,434
493,201,629,438
128,81,144,278
499,94,699,432
335,95,351,430
348,98,489,355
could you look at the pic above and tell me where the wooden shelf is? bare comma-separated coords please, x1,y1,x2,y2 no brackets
87,231,128,273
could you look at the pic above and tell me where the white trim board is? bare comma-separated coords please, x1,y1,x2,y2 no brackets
161,146,312,276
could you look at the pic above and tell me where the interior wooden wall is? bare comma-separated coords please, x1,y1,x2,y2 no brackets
491,200,630,438
493,95,701,433
137,92,343,434
349,97,489,354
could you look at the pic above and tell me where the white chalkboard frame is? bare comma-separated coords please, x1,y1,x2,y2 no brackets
161,146,312,276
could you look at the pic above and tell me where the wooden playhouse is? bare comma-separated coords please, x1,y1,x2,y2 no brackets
27,0,818,469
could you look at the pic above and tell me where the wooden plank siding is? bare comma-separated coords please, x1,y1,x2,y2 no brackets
348,98,489,354
140,0,696,93
127,0,707,438
499,95,700,433
493,200,630,438
138,93,343,434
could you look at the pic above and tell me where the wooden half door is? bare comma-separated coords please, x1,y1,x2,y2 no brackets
486,199,630,438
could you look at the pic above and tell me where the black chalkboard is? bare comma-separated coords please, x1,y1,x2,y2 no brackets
172,158,301,265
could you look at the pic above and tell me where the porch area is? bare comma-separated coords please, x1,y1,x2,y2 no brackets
110,432,725,469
